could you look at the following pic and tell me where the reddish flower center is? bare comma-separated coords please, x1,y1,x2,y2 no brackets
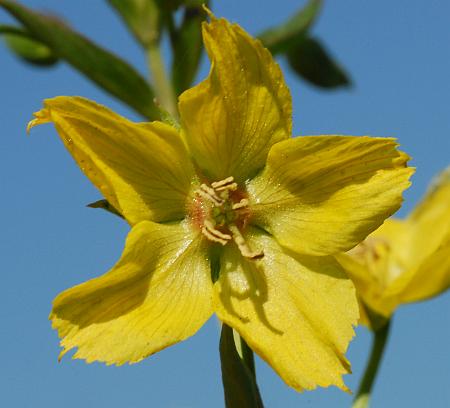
188,176,263,260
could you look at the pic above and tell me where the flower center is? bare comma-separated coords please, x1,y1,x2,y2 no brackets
190,176,263,260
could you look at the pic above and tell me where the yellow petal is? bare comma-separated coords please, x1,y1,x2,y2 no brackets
29,96,195,225
178,16,292,182
381,168,450,303
248,136,413,256
356,298,372,328
336,251,400,319
389,232,450,303
213,228,358,391
406,166,450,270
336,219,409,318
51,220,213,365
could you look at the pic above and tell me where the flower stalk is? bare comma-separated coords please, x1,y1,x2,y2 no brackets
353,319,392,408
146,40,178,119
220,324,264,408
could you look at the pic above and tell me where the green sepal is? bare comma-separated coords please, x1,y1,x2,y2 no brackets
87,199,124,219
287,36,351,89
0,0,160,120
0,24,58,66
220,324,264,408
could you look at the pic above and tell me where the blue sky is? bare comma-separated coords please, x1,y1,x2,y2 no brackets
1,1,449,407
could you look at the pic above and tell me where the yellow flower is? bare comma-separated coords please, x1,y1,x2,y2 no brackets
28,15,413,392
337,168,450,329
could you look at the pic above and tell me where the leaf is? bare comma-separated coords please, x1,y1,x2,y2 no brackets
0,24,57,66
107,0,160,47
286,36,351,88
87,199,124,219
258,0,322,54
171,4,205,94
0,0,159,119
220,324,264,408
258,0,351,89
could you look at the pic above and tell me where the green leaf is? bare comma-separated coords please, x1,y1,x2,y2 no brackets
87,199,124,219
259,0,322,54
220,325,264,408
171,5,205,94
107,0,160,47
0,0,159,119
286,36,351,88
0,24,57,66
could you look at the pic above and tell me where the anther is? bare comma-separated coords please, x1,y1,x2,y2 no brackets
229,224,264,260
201,227,228,245
215,183,238,192
201,219,232,245
204,220,232,240
197,184,223,206
232,198,249,210
211,176,235,189
212,176,238,192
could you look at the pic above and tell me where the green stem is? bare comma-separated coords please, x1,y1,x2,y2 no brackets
146,41,178,118
219,324,264,408
233,329,257,378
353,319,392,408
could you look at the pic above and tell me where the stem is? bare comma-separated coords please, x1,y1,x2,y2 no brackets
353,319,392,408
233,329,257,378
220,324,264,408
146,41,178,118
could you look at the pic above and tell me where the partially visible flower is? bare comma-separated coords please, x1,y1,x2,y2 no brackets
28,14,413,392
337,167,450,329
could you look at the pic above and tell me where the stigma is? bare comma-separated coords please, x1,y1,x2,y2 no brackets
190,176,263,260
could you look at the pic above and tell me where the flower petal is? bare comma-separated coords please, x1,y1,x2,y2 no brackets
407,166,450,267
213,228,358,391
51,220,213,365
336,219,412,319
248,136,413,256
395,232,450,303
178,16,292,182
335,251,401,319
29,96,195,224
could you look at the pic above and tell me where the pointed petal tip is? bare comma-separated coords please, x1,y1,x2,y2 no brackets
58,347,69,362
342,384,353,395
26,107,51,134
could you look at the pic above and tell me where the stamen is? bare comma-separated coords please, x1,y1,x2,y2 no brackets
212,176,238,192
197,184,223,206
229,224,264,260
211,176,235,188
201,227,228,245
215,183,238,192
232,198,249,210
204,220,232,241
201,219,232,245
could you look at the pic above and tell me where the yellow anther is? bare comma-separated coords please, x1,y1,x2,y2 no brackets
212,176,238,192
201,219,232,245
201,227,228,245
197,184,223,206
211,176,235,188
215,183,238,192
232,198,249,210
204,220,232,241
229,224,264,260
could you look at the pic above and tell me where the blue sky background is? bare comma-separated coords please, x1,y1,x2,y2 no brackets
1,1,449,407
